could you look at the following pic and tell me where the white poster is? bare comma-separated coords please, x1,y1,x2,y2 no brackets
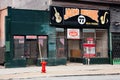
67,29,80,39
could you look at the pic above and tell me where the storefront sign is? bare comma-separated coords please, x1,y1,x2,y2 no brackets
67,29,80,39
50,6,110,28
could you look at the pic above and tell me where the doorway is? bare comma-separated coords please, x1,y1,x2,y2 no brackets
66,29,82,62
25,39,38,66
25,35,48,66
67,39,82,62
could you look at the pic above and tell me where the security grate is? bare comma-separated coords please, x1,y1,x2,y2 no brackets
112,33,120,58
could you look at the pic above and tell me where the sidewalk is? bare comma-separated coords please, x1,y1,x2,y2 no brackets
0,63,120,79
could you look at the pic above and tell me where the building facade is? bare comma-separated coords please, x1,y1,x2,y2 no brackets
51,0,120,65
0,0,120,67
4,7,67,67
51,1,110,64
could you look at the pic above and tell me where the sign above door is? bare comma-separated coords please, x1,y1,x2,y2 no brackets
50,6,110,28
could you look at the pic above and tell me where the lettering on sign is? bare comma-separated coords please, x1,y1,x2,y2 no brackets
67,29,80,39
86,22,98,25
69,31,78,37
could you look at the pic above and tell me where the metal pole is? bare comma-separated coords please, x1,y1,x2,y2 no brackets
38,41,42,62
88,58,90,65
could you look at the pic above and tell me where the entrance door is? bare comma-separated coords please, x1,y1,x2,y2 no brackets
67,29,81,62
68,39,82,62
25,39,38,66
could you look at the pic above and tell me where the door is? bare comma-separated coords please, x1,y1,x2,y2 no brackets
25,39,38,66
67,39,82,62
67,29,82,62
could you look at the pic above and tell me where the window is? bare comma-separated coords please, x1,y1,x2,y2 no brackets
14,36,25,59
56,32,65,58
83,29,108,58
38,36,48,59
96,29,108,58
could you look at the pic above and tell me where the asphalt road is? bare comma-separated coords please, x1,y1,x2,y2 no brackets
12,75,120,80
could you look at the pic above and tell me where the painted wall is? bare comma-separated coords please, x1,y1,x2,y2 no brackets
0,8,7,64
0,9,7,47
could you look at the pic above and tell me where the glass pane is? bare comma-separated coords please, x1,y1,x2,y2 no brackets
56,32,65,58
83,29,96,58
25,40,38,58
38,36,47,59
56,38,65,58
14,36,24,59
25,36,38,66
83,29,108,58
96,29,108,58
68,40,81,58
25,35,38,59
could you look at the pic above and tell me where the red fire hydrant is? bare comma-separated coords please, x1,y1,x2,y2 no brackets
41,61,47,73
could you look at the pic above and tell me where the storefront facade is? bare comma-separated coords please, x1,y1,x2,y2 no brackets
51,0,120,65
5,7,66,68
5,5,111,68
4,7,110,68
50,1,111,64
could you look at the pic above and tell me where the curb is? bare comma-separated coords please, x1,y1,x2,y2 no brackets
52,73,120,77
6,73,120,80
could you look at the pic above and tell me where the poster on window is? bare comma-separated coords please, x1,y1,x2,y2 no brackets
67,29,80,39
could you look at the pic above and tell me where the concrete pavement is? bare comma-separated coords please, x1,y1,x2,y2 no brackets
0,63,120,79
